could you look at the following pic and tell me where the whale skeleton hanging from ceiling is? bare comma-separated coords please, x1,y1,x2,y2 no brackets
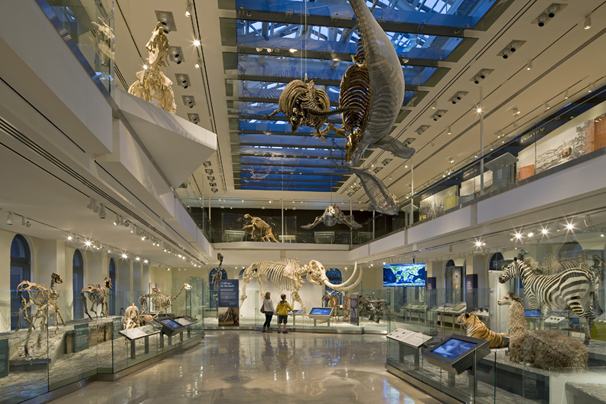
264,0,415,215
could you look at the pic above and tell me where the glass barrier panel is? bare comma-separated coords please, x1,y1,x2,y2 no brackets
0,290,50,404
41,0,115,94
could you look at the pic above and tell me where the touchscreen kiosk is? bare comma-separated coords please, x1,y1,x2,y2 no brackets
159,317,186,337
308,307,333,323
422,335,490,375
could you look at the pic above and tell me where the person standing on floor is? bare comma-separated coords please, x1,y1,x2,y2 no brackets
276,294,294,334
262,292,274,333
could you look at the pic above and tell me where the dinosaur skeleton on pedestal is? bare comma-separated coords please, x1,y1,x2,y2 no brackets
139,283,191,317
240,260,361,314
16,273,66,356
81,277,113,320
266,0,414,215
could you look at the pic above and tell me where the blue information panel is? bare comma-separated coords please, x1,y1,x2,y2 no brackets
218,280,239,307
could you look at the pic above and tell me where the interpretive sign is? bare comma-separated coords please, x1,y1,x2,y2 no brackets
0,339,8,378
387,328,432,348
218,279,239,327
74,323,89,353
120,327,148,340
350,293,359,326
218,280,239,307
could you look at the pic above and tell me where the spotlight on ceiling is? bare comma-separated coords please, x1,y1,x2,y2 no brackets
447,126,452,135
526,61,532,70
541,228,548,235
566,223,574,230
450,91,467,105
169,46,184,65
584,14,592,30
471,69,492,85
98,204,106,219
175,74,191,89
21,217,31,227
432,110,447,121
87,198,98,213
122,253,128,259
182,95,196,108
536,13,548,27
6,212,13,225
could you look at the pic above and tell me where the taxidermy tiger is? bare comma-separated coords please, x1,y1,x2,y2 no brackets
456,312,509,348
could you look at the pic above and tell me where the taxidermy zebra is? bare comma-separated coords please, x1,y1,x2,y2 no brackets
499,257,599,345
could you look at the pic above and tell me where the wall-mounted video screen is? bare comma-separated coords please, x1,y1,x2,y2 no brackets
383,264,426,287
309,308,332,316
432,338,477,360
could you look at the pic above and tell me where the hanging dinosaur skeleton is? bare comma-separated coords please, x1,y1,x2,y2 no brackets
139,283,191,317
302,203,362,229
266,0,414,215
16,273,66,356
81,277,113,320
240,259,362,314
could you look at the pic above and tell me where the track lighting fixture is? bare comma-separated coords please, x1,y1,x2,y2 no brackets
512,107,520,117
87,198,98,213
6,212,13,225
193,39,200,47
121,253,128,259
131,224,135,234
67,234,73,241
545,102,550,110
537,14,548,27
123,220,130,227
584,15,592,30
564,89,569,100
98,204,106,219
526,61,532,70
431,101,437,110
447,126,452,135
21,217,31,227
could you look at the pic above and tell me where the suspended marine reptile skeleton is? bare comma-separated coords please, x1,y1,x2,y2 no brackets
240,259,362,314
301,203,362,229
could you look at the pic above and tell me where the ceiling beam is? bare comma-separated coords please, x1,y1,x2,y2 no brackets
234,11,466,38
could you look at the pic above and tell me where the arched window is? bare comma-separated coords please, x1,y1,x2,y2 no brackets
325,268,343,303
73,250,85,319
558,242,583,261
208,268,227,309
11,235,31,330
489,253,504,270
109,258,117,316
445,260,455,268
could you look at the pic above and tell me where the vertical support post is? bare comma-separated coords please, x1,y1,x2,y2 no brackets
479,86,484,196
349,199,353,246
180,332,184,343
159,334,164,348
144,336,149,354
188,327,191,338
281,198,284,242
410,161,414,226
414,347,420,370
447,372,456,387
130,339,136,359
209,196,212,223
469,349,477,404
168,335,172,346
372,209,375,239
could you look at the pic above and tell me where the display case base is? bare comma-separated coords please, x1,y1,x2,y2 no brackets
385,363,463,404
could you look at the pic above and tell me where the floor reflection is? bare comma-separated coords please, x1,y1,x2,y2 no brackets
52,331,441,404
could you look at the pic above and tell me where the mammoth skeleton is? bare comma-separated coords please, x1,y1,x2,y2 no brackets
240,259,362,314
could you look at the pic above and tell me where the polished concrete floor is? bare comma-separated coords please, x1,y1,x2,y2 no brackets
53,331,442,404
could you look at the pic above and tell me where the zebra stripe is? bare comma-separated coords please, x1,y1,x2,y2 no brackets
499,258,599,345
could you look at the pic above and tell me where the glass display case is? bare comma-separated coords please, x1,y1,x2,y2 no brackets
0,281,204,404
